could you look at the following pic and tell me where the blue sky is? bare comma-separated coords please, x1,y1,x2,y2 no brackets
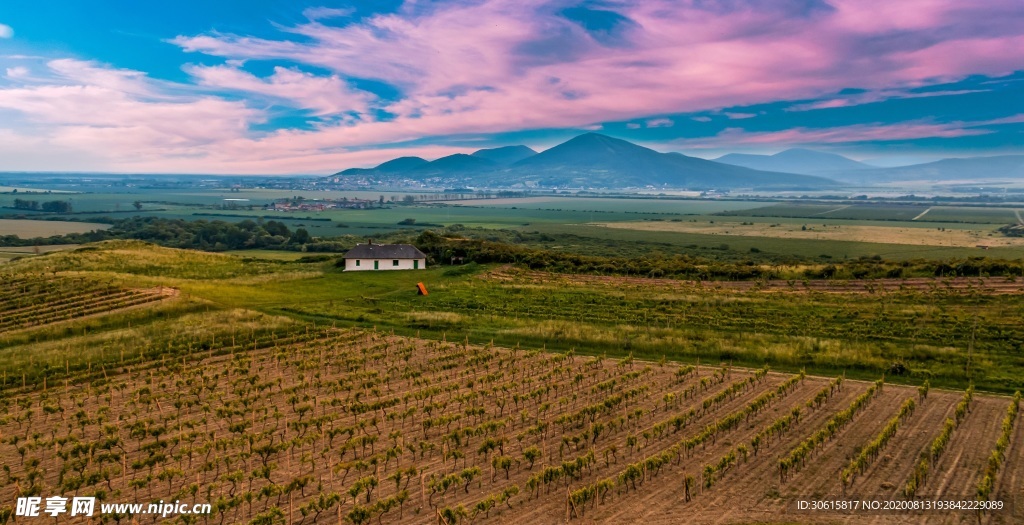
1,0,1023,173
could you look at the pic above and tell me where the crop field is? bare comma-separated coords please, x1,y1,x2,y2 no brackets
720,203,932,221
0,275,175,334
922,207,1024,225
0,219,110,238
593,220,1022,248
721,203,1024,225
0,242,1022,523
0,324,1020,525
521,223,1024,261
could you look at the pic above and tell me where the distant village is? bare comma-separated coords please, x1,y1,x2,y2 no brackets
268,197,379,212
265,191,531,212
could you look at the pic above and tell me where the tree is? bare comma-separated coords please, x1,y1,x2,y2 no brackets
41,200,72,213
133,201,143,210
13,199,39,210
264,221,290,238
402,195,416,204
291,228,311,245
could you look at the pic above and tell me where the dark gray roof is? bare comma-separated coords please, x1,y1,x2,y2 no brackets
343,243,426,259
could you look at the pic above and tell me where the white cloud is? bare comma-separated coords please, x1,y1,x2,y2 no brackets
0,24,13,39
646,118,673,128
5,66,29,79
46,59,154,97
0,59,263,171
691,116,712,122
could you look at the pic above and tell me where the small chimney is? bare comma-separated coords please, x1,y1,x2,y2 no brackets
367,238,373,245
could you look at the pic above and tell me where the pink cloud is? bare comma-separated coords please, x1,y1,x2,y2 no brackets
171,0,1024,135
184,64,372,116
3,1,1024,172
979,114,1024,126
786,89,991,112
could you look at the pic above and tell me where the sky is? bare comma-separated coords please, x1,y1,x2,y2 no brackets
1,0,1023,174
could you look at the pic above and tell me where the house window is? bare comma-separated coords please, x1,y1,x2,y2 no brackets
355,260,360,267
393,259,400,266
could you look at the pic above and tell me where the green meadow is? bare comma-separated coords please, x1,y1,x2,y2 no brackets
4,241,1022,395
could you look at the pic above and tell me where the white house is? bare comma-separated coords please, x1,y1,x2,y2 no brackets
342,243,427,271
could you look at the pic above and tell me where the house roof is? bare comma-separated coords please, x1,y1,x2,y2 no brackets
343,243,427,259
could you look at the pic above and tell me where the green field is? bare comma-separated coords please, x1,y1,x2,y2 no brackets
3,241,1022,394
6,189,1024,262
921,206,1024,224
720,202,1024,225
718,203,927,220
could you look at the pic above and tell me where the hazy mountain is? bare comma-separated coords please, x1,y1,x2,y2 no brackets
419,153,497,173
338,156,427,175
334,133,836,189
471,145,537,165
715,148,871,175
504,133,834,189
843,155,1024,182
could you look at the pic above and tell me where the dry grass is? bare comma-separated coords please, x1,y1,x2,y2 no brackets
0,219,109,237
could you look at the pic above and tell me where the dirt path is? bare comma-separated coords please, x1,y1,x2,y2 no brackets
912,207,933,221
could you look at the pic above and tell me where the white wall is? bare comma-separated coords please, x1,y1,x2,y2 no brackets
344,258,425,271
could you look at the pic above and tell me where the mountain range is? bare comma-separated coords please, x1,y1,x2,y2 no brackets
335,134,1024,188
716,149,1024,183
835,155,1024,183
336,134,835,190
715,148,872,175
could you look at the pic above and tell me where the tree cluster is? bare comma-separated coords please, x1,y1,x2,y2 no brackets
0,216,333,252
11,199,73,212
